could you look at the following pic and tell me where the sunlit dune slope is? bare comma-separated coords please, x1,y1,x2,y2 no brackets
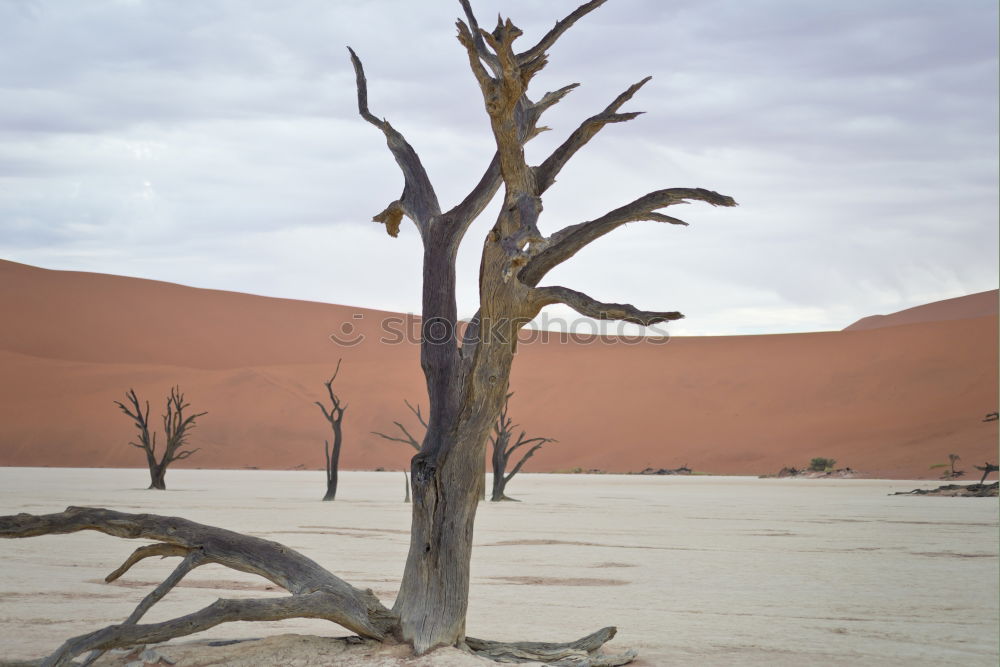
1,259,995,478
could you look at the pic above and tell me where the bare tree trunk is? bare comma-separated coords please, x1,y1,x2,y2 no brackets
322,433,341,502
491,429,509,502
316,361,347,502
148,464,166,491
395,389,507,652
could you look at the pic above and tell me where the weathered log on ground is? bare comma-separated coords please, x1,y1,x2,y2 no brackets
638,466,692,476
892,482,999,497
467,627,636,666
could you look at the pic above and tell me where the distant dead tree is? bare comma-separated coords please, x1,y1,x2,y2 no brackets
489,393,554,501
114,386,206,490
315,360,347,501
375,396,553,502
371,399,425,451
372,400,425,503
946,453,964,479
974,462,998,485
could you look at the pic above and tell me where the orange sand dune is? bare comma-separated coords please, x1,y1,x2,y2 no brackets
0,259,996,479
844,289,997,330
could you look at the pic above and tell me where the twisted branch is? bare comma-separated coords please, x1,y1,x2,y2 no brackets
516,0,609,65
372,399,427,451
161,386,206,467
521,188,737,287
348,47,441,235
0,506,395,665
534,76,652,195
532,285,684,327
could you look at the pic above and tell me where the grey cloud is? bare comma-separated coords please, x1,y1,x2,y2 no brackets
0,0,996,335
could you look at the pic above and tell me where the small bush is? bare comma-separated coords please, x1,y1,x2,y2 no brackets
808,457,837,472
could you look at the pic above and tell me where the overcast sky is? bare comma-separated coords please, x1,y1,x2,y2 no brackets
1,0,997,336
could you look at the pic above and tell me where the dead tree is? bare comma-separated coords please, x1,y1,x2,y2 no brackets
974,462,999,485
945,453,964,479
374,396,545,502
0,3,735,663
490,393,555,501
315,360,347,501
361,2,731,648
114,387,206,490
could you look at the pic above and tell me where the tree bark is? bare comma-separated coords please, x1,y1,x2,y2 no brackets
394,389,508,652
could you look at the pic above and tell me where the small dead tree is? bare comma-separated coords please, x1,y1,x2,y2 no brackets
114,387,206,490
1,3,734,663
315,360,347,501
946,453,964,479
490,393,554,501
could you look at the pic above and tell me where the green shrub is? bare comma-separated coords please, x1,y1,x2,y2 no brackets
808,457,837,472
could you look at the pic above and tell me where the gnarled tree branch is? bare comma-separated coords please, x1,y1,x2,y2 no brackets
457,0,500,75
348,46,441,235
372,421,422,451
372,399,427,451
521,187,737,287
106,543,191,583
533,285,684,326
534,76,651,195
505,436,553,486
516,0,609,65
161,386,206,467
443,5,587,246
45,592,388,667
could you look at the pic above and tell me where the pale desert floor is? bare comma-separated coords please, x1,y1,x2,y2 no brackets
0,469,997,666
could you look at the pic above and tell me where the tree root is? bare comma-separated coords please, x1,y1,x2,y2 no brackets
0,506,395,666
467,627,637,666
0,506,633,666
